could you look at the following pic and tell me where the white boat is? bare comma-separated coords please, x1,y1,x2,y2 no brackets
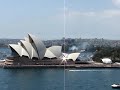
0,59,5,62
111,84,120,88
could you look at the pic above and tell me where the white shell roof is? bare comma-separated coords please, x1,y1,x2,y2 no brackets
44,49,56,58
21,47,29,57
20,40,38,59
9,44,21,56
28,34,46,59
48,46,62,58
9,44,29,57
67,53,80,61
9,34,63,60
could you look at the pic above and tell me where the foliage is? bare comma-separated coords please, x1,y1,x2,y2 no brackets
92,46,120,62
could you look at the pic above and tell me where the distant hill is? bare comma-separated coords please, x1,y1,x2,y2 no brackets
0,39,21,47
0,38,120,49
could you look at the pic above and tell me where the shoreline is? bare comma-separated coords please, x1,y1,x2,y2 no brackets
2,63,120,69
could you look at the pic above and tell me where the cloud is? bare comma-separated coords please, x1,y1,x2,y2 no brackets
54,9,120,39
65,9,120,19
67,11,96,18
112,0,120,7
101,10,120,17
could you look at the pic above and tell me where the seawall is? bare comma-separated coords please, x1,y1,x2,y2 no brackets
2,63,120,69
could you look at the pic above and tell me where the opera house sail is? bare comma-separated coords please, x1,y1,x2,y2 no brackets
5,34,80,66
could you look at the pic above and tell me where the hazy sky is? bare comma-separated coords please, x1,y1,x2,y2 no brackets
0,0,120,40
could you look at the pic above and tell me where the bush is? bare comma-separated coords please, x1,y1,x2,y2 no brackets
92,46,120,62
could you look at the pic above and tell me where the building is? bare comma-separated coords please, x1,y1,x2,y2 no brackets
102,58,112,64
5,34,80,65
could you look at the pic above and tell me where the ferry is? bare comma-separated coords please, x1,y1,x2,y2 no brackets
111,84,120,88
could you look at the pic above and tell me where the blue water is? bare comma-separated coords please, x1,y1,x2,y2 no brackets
0,68,120,90
0,47,11,59
0,48,119,90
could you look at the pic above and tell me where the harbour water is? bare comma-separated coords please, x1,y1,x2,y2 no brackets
0,48,120,90
0,68,119,90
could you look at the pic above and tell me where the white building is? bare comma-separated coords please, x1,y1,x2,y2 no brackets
7,34,80,65
102,58,112,64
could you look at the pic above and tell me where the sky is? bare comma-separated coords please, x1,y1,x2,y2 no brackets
0,0,120,40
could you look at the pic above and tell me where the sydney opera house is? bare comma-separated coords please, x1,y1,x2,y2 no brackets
5,34,80,66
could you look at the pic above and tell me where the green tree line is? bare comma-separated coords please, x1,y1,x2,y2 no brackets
92,46,120,63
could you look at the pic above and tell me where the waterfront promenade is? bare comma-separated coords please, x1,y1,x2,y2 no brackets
1,62,120,69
